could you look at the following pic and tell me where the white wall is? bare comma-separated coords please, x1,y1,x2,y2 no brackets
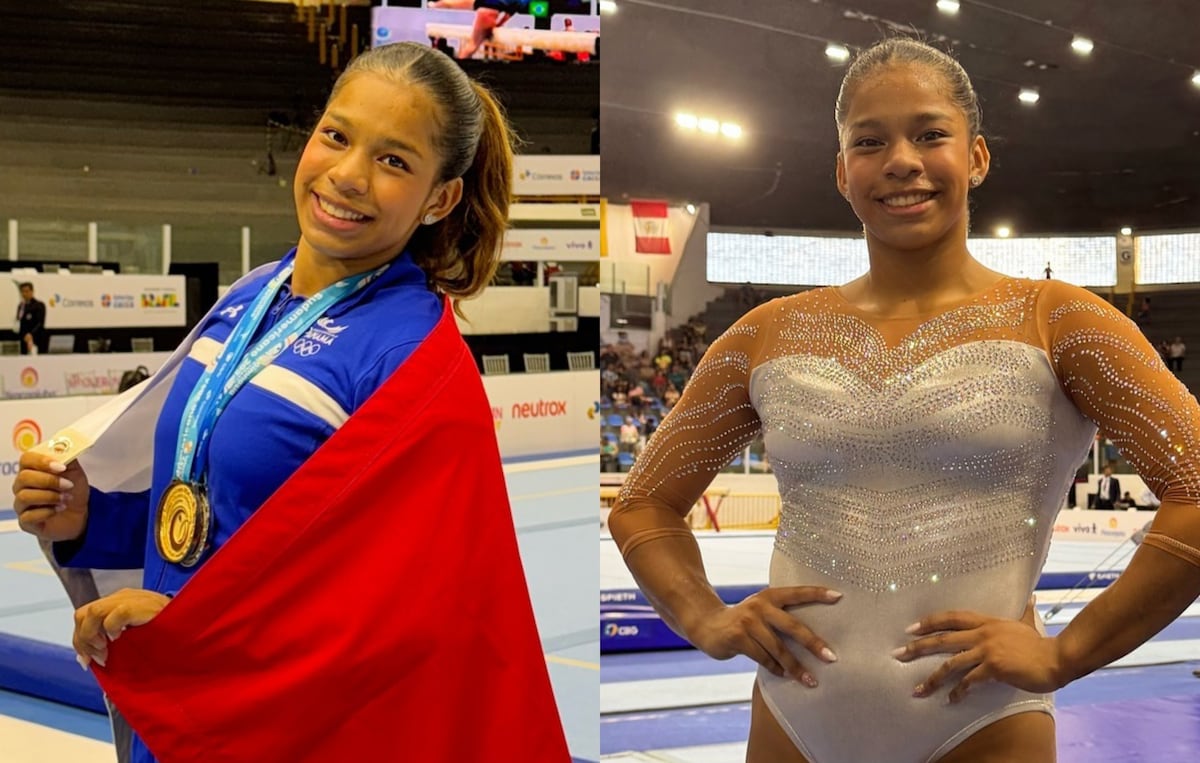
578,286,600,318
664,203,726,325
456,286,551,335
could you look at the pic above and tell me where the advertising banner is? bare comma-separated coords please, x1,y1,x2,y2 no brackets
3,274,186,329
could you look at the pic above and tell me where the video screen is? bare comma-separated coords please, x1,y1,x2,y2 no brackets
372,0,599,63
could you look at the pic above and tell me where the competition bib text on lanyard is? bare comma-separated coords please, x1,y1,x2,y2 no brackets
155,262,386,566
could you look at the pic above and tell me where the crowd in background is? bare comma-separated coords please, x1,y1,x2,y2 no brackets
599,319,708,472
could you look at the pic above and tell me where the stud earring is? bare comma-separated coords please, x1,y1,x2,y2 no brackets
969,176,982,188
422,214,438,225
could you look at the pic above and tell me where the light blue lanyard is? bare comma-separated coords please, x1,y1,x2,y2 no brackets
173,261,387,484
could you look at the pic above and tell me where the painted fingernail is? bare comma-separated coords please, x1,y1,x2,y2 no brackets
58,478,75,491
58,493,73,506
94,655,106,668
820,647,838,663
890,647,907,659
905,622,921,634
825,590,843,601
913,683,925,697
48,462,67,474
76,654,90,671
801,673,818,688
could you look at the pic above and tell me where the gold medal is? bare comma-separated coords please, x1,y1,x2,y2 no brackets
155,480,212,567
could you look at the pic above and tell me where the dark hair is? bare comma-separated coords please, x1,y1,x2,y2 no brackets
18,282,33,290
329,42,516,309
835,37,982,143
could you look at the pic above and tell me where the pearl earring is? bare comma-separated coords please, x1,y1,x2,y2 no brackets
422,214,437,225
969,176,982,188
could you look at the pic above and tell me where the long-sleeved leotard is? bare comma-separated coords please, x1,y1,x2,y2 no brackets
611,277,1200,763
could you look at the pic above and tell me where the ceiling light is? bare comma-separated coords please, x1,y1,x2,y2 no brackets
995,225,1012,238
685,203,697,215
825,43,850,62
1070,36,1094,55
936,0,960,14
720,122,743,139
599,0,617,14
1193,70,1200,87
698,118,720,134
675,112,698,129
1120,226,1132,236
1018,88,1040,104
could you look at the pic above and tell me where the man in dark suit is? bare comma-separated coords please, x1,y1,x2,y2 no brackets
16,282,46,354
1094,464,1121,510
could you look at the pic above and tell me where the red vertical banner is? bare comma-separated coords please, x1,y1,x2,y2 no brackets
631,200,672,254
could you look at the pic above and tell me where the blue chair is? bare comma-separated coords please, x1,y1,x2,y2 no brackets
607,414,624,428
618,452,635,469
604,432,618,443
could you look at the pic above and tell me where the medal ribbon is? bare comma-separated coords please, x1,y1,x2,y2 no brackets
174,261,387,485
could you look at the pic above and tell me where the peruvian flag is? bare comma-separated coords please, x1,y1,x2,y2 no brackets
631,200,671,254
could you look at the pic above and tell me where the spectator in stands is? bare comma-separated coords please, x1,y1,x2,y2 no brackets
1158,338,1171,365
610,385,628,407
667,363,688,392
619,416,641,453
601,362,620,396
601,436,619,473
644,415,659,438
1136,296,1151,324
651,367,669,398
13,42,565,763
628,381,646,411
607,37,1200,763
600,343,619,368
16,281,47,355
636,350,657,383
616,330,637,360
1168,336,1186,373
663,383,681,409
654,346,673,372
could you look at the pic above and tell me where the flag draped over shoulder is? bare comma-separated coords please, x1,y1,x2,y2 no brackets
73,301,568,763
630,200,671,254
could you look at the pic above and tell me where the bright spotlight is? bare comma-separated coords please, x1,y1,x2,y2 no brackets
825,43,850,62
675,113,698,129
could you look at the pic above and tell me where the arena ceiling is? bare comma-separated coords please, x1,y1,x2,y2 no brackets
600,0,1200,235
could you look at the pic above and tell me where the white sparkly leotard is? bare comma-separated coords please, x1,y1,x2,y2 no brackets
612,277,1200,763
